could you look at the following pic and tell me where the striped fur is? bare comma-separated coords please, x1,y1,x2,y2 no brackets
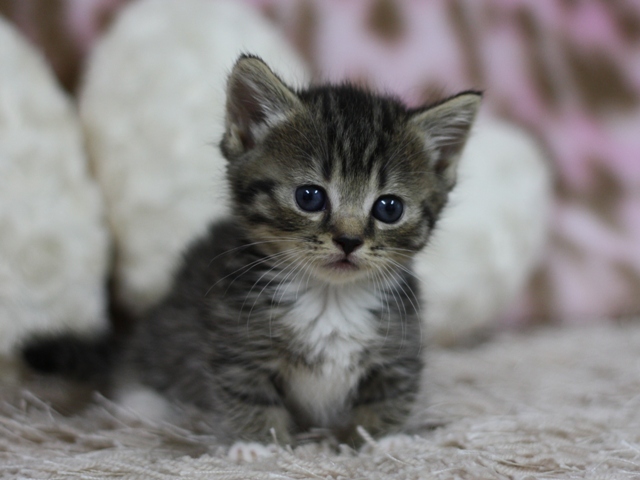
25,55,480,446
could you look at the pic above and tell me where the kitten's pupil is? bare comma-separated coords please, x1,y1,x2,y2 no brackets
295,185,326,212
372,196,403,223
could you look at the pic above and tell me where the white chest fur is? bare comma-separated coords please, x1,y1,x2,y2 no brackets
279,281,381,427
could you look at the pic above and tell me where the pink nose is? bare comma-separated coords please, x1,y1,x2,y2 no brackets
333,236,363,255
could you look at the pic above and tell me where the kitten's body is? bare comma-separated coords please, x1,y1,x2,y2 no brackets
23,55,480,445
129,219,421,442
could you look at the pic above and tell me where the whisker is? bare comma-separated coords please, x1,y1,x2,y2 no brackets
204,249,293,298
296,257,316,300
385,257,430,289
206,237,307,267
381,265,408,349
242,249,304,329
288,256,316,304
273,252,310,307
377,263,407,350
369,267,392,345
383,247,419,255
382,260,424,352
269,253,314,338
385,260,423,318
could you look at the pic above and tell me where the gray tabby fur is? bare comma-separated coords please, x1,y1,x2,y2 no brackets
119,55,479,445
130,56,480,442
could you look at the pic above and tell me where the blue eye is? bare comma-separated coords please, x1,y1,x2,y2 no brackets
372,196,403,223
295,185,326,212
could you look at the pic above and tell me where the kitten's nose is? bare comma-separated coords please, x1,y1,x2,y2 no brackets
333,236,363,255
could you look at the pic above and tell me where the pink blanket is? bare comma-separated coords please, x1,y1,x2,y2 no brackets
3,0,639,323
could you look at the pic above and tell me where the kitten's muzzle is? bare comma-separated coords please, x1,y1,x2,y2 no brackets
333,236,363,256
326,257,359,273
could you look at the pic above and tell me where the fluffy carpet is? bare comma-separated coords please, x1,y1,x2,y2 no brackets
2,322,640,479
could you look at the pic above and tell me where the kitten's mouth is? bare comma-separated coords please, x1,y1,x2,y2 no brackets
326,258,359,272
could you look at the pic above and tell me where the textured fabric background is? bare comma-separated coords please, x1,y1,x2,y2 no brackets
2,0,639,325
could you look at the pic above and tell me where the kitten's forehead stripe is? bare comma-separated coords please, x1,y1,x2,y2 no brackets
302,86,406,190
319,93,338,181
377,158,389,190
321,153,332,181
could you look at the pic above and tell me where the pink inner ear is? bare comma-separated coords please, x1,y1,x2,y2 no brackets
227,80,267,151
225,58,301,153
433,126,469,169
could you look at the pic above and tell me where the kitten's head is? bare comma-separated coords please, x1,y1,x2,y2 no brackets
221,55,480,285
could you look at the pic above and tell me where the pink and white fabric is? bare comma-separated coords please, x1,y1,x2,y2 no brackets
3,0,640,324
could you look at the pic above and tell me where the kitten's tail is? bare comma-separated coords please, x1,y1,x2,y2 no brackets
21,331,118,383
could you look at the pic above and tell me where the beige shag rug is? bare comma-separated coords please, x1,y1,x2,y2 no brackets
2,322,640,479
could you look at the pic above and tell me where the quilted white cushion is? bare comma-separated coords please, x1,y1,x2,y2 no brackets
0,18,109,365
418,119,552,345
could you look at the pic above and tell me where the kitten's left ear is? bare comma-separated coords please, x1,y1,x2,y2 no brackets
222,54,302,157
409,91,482,188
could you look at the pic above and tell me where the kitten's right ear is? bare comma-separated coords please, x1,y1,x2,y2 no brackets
409,91,481,189
221,55,302,157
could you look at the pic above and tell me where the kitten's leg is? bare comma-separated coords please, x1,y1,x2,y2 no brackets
116,382,172,422
225,402,294,444
340,359,422,448
215,373,296,445
228,441,277,462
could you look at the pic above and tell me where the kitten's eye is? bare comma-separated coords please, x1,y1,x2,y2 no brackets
295,185,326,212
372,196,403,223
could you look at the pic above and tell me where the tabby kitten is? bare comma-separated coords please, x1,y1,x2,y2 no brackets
24,55,480,445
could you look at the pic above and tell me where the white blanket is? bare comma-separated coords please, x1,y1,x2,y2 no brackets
3,323,639,479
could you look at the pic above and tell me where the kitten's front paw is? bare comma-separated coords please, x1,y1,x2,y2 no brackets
360,433,413,454
227,441,276,462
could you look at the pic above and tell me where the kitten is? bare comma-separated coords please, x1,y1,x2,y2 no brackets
23,55,480,446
